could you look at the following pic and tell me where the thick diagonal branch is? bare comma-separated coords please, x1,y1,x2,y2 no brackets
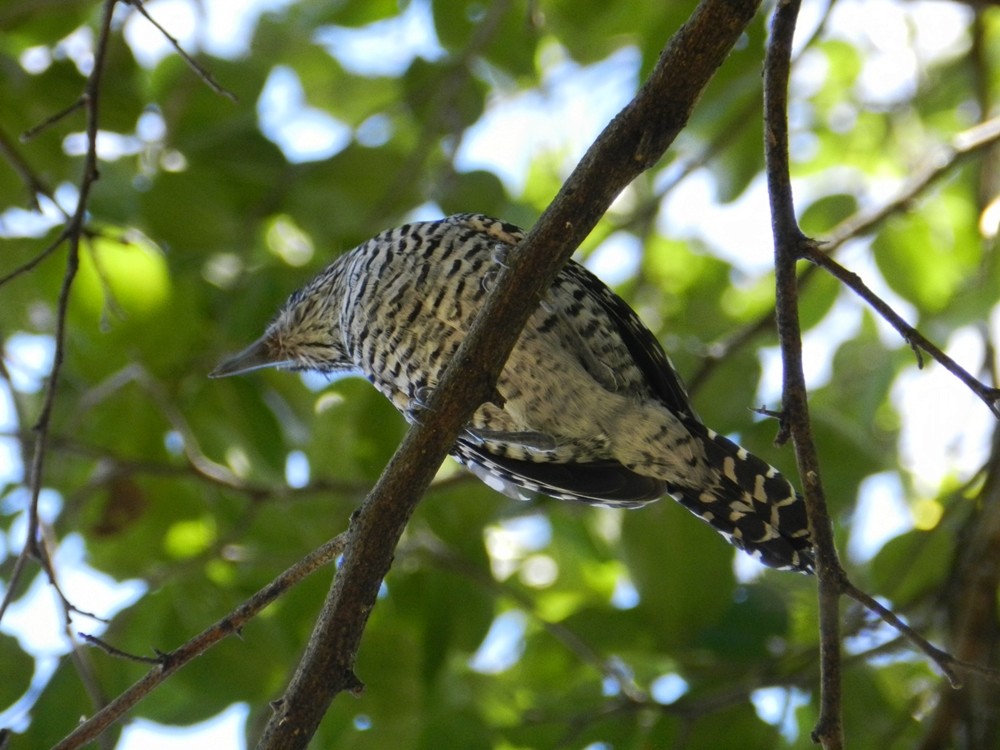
255,1,763,747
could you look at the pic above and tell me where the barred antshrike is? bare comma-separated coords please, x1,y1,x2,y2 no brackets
212,214,814,572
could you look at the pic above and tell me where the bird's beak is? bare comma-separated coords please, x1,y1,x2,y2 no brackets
209,336,285,378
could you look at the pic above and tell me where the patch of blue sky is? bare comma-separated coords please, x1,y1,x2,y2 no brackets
585,232,642,287
610,574,639,610
456,46,641,196
849,473,913,564
0,333,55,488
0,186,78,240
257,66,352,162
285,449,310,488
650,672,689,704
314,0,443,76
751,686,811,743
0,392,18,492
4,333,55,394
1,535,146,655
122,0,298,68
893,323,996,492
468,610,527,674
117,704,250,750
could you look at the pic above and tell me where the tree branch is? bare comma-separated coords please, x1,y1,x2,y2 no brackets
688,114,1000,397
763,1,844,747
802,244,1000,417
0,123,56,210
0,0,116,626
255,1,763,747
124,0,237,101
52,534,347,750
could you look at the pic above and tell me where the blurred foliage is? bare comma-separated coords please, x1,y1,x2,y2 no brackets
1,0,999,748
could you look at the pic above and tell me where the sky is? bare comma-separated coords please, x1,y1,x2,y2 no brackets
1,0,995,747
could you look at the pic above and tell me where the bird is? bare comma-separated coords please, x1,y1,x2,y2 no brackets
211,213,814,572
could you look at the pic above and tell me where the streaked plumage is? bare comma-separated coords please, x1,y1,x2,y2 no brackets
212,214,814,572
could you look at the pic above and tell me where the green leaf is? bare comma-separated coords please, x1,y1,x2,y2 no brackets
620,501,734,648
869,527,954,606
684,702,779,750
16,658,122,750
0,633,34,709
698,583,790,660
320,0,405,27
872,190,980,315
800,193,860,236
435,169,508,218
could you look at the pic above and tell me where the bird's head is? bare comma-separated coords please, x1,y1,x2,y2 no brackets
210,261,351,378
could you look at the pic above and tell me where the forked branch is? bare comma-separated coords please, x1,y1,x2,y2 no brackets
763,2,1000,748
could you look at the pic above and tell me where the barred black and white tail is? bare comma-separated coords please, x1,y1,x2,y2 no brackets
669,422,814,572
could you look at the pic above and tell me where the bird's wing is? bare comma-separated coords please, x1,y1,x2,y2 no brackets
556,261,698,420
435,216,686,506
452,438,666,507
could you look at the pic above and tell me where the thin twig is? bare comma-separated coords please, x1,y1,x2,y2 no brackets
761,3,1000,743
802,244,1000,417
52,533,347,750
3,1,119,637
688,115,1000,393
841,579,1000,687
20,97,86,141
36,520,107,624
524,625,919,746
0,124,55,210
70,362,259,488
826,117,1000,251
124,0,238,101
841,580,961,685
0,355,33,622
763,0,844,747
0,227,71,289
0,9,121,737
78,635,173,665
0,428,368,499
812,118,1000,414
0,552,31,624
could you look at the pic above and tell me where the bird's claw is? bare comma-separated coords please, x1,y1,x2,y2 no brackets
405,386,436,425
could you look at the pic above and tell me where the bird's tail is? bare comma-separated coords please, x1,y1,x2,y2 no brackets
670,422,815,572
